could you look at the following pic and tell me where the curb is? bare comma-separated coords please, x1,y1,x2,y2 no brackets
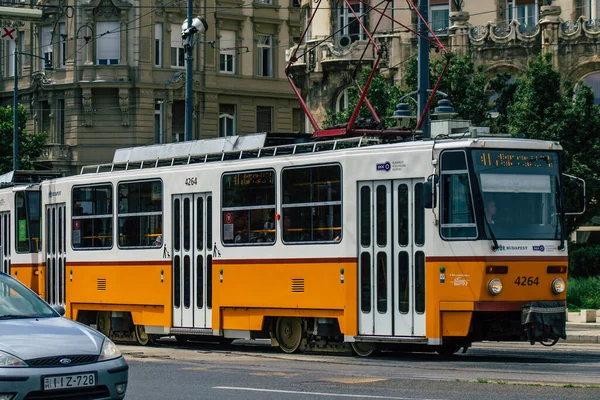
563,334,600,344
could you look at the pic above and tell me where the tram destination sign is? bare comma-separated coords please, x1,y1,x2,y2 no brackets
472,150,558,173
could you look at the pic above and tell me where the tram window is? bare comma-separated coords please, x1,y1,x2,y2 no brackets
207,196,213,250
415,251,425,313
117,180,163,248
360,186,371,247
72,184,113,250
222,170,275,245
15,191,41,254
414,183,425,246
281,165,342,244
376,252,387,313
440,150,477,240
360,252,371,313
197,198,203,251
398,252,409,313
376,185,387,247
398,184,409,246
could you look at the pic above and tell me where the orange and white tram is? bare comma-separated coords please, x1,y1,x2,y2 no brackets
1,132,581,356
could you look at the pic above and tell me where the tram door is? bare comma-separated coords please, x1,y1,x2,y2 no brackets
0,212,10,275
172,193,213,329
357,180,426,337
45,204,66,305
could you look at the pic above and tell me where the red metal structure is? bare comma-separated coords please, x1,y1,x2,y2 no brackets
284,0,450,139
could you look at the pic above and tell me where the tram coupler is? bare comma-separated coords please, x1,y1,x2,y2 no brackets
521,301,567,345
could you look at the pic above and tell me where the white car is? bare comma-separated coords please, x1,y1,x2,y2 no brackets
0,272,128,399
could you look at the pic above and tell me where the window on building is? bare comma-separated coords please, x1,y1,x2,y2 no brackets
335,88,350,112
219,30,236,74
155,100,164,143
40,101,51,134
256,106,273,132
282,165,342,243
583,0,600,19
256,0,274,4
57,99,65,144
96,21,120,65
257,34,272,77
118,180,163,248
222,170,276,245
171,23,185,67
337,0,365,43
15,191,41,253
59,23,66,68
72,184,113,249
506,0,539,27
583,72,600,105
172,100,184,142
18,31,24,74
7,39,15,77
41,25,53,70
155,24,162,67
292,108,303,132
219,104,236,137
430,1,450,35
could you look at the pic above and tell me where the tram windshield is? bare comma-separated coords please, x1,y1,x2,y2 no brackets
471,149,562,240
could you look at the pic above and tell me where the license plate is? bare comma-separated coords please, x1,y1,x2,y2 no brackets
43,372,96,391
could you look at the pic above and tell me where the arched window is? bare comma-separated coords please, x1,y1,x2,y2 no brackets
583,72,600,105
336,88,350,112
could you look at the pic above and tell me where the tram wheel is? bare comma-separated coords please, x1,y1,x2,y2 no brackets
351,342,376,357
275,317,302,354
134,325,150,346
96,312,111,337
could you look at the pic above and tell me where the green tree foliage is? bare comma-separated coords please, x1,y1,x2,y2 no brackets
323,68,402,129
404,54,489,125
506,53,600,233
0,105,48,174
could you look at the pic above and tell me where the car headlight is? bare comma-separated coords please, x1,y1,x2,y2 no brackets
0,350,27,367
488,278,503,296
98,338,121,361
552,278,565,294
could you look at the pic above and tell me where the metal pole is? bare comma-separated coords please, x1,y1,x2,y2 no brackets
417,0,430,139
13,48,19,171
184,0,193,142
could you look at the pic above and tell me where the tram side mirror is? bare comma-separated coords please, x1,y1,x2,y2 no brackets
563,174,585,215
423,175,438,209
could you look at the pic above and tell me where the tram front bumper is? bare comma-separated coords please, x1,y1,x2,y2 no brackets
521,301,567,344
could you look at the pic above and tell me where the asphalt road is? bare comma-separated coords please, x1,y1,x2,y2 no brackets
122,340,600,400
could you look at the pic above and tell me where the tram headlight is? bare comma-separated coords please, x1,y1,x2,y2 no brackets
488,278,503,296
551,278,565,294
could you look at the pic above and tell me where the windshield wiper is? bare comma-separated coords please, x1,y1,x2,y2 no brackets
0,314,41,320
483,217,499,251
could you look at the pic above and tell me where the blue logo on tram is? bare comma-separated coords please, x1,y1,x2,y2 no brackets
376,162,391,172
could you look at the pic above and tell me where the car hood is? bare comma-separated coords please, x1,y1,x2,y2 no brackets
0,317,105,360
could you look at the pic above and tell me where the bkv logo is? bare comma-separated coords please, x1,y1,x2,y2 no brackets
453,277,469,287
376,162,391,172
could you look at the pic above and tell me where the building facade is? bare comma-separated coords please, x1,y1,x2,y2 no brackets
288,0,600,129
0,0,303,173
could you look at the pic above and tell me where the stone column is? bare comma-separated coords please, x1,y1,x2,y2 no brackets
540,5,562,70
449,11,470,57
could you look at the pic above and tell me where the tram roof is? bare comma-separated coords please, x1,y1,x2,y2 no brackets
0,170,65,188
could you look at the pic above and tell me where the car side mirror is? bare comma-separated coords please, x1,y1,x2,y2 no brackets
563,174,585,215
51,304,66,316
423,174,438,209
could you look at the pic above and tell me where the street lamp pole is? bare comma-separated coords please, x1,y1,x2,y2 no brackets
418,0,430,139
185,0,193,142
13,48,18,171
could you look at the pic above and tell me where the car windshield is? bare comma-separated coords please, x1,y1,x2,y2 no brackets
0,273,57,319
471,149,562,240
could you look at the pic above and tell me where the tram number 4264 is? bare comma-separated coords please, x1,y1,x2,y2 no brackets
514,276,539,286
185,177,198,186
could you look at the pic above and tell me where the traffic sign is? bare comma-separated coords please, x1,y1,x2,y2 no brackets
0,27,16,40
